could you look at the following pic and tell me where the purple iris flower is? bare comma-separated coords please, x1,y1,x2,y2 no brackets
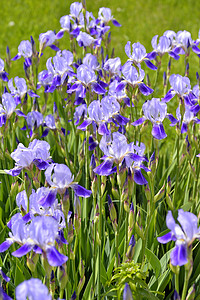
108,79,130,105
70,2,83,19
39,30,57,52
162,74,191,102
12,40,33,67
44,50,74,92
5,139,51,176
132,98,167,140
0,93,17,127
83,53,100,70
68,64,106,95
125,41,157,70
0,58,8,81
38,70,54,91
167,104,200,133
25,111,43,136
0,213,68,266
16,278,52,300
93,132,146,177
128,142,149,185
74,104,87,125
175,30,200,55
45,163,92,197
77,31,95,47
103,57,122,76
184,84,200,114
157,209,200,266
8,76,39,104
77,96,129,134
42,114,57,137
151,34,179,60
0,213,29,253
0,268,10,283
116,61,153,96
98,7,121,27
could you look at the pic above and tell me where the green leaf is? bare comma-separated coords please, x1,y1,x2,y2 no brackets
82,274,93,300
145,248,161,278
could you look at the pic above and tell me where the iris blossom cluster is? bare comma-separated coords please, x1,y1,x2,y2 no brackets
93,132,149,185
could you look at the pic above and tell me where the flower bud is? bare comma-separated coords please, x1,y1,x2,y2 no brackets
112,187,120,199
123,283,133,300
77,276,85,296
126,235,136,260
79,259,85,278
57,265,68,290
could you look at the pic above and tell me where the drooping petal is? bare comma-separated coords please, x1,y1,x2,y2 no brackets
71,184,92,198
46,246,68,266
112,19,121,27
162,89,175,102
138,83,154,96
12,244,33,257
144,60,157,70
4,167,22,177
131,117,146,126
157,232,173,244
133,169,148,185
169,51,180,60
93,159,116,176
77,119,92,131
152,123,167,140
0,240,13,252
170,242,188,266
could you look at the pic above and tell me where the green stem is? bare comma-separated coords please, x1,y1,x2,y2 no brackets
175,273,179,295
173,132,180,207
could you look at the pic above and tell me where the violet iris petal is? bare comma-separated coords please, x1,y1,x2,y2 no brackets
46,246,68,266
12,244,33,257
0,240,13,252
71,184,92,198
170,243,188,266
152,123,167,140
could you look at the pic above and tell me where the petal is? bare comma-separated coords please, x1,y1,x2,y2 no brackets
77,119,92,131
92,82,106,95
138,83,154,96
4,167,22,177
0,240,13,252
133,169,148,185
157,232,173,244
144,60,157,70
46,246,68,266
131,117,146,126
71,184,92,198
12,244,33,257
169,51,180,60
116,81,126,93
112,19,121,27
152,123,167,140
162,89,175,102
170,243,188,266
181,122,187,133
33,159,49,170
93,159,115,176
192,45,200,54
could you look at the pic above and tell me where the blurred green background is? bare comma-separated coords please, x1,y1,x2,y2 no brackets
0,0,200,74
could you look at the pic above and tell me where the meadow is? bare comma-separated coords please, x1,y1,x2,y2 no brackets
0,0,200,299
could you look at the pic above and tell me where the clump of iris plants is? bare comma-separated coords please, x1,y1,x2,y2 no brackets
0,1,200,299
